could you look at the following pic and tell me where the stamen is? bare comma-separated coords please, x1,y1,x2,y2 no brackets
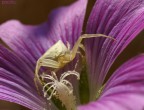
61,79,73,91
60,71,80,80
42,71,79,110
43,82,54,93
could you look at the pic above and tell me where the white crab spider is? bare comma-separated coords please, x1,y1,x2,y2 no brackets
41,70,80,110
35,34,112,83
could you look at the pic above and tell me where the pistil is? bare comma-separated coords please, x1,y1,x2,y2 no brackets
41,71,80,110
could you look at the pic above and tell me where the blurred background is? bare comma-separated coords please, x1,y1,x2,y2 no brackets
0,0,144,110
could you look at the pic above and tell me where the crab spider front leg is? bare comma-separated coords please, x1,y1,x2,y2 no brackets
70,34,113,60
35,58,62,84
36,58,62,74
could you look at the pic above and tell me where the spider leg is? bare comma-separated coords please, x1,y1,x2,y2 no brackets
34,59,62,90
71,34,113,60
35,58,62,79
76,51,83,56
79,43,85,52
66,41,71,50
38,59,62,70
34,77,41,95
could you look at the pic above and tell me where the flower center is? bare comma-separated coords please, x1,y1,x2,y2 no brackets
40,71,80,110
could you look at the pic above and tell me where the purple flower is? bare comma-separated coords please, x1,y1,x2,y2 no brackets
0,0,144,110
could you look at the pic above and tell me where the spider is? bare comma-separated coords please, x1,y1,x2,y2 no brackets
35,34,113,83
41,70,80,110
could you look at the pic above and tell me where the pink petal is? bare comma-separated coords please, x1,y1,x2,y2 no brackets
78,54,144,110
85,0,144,100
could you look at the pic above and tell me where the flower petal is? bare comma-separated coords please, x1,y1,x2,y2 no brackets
0,0,87,67
85,0,144,100
78,54,144,110
0,68,46,110
0,0,88,109
0,45,47,109
0,45,35,87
